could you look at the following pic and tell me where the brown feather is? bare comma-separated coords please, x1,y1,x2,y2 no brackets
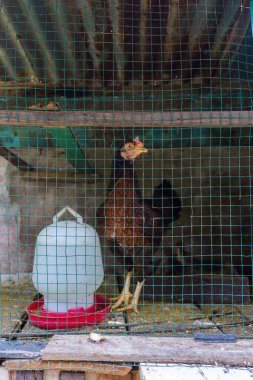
97,176,149,248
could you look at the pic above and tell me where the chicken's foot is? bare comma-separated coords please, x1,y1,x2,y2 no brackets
110,271,133,310
110,271,145,313
115,279,145,313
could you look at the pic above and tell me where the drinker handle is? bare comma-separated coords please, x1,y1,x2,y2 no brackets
53,206,83,225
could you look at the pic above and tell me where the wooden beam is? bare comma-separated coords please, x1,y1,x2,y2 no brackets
18,170,98,183
0,368,9,380
0,341,47,359
0,110,252,128
3,360,132,376
16,370,43,380
0,146,35,171
42,335,253,366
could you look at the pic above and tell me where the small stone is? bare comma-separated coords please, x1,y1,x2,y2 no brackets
89,332,105,343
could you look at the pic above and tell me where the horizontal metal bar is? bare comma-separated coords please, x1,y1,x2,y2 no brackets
0,110,253,128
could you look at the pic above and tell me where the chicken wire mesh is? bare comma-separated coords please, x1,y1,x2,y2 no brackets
0,0,252,340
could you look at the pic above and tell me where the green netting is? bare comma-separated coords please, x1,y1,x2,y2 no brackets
0,0,252,342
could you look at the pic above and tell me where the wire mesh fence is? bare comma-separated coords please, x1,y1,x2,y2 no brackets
0,0,252,339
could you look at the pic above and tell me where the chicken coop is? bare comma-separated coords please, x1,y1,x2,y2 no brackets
1,0,253,378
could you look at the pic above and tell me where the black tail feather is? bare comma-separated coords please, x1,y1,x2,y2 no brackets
145,179,182,227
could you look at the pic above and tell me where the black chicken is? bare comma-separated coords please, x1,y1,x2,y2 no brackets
96,137,181,312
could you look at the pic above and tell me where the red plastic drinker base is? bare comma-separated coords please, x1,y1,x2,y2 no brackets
26,295,111,329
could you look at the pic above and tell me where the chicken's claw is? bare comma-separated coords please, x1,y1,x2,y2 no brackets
110,271,133,310
111,271,145,313
115,279,145,313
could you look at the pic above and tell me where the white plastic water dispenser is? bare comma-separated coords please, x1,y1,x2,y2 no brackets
32,206,104,313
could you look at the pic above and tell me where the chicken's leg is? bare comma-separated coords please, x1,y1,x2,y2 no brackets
115,279,145,313
110,271,133,310
110,271,145,313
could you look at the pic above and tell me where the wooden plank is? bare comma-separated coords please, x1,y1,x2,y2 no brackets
0,110,253,128
50,373,133,380
139,364,253,380
42,335,253,366
0,341,46,359
99,375,131,380
3,360,132,376
43,370,60,380
18,170,98,182
16,371,43,380
60,373,84,380
0,367,10,380
131,372,140,380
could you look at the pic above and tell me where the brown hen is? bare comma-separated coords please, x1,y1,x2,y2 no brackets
97,137,181,312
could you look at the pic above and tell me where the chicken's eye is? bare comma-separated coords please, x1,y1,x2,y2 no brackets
125,144,133,151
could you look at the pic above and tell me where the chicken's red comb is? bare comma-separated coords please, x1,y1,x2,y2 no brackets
134,136,142,145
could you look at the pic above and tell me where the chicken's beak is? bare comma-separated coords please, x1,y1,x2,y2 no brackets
135,147,148,154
